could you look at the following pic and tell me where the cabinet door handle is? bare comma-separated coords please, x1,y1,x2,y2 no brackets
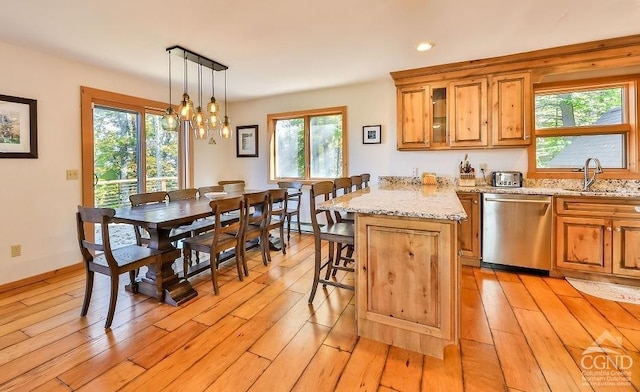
615,227,621,232
473,200,478,204
606,226,612,232
523,133,529,140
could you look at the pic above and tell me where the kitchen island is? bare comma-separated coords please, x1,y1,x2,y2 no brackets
320,183,466,358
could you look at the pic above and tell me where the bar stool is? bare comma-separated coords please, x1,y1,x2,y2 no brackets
308,181,355,303
350,175,363,191
361,173,371,188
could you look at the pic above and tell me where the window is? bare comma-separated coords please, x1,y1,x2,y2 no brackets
81,87,190,209
530,78,637,177
268,106,347,182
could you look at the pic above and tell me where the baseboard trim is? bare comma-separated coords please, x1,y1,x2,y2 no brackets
0,262,84,294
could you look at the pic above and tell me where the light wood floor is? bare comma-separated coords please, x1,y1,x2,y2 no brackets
1,233,639,391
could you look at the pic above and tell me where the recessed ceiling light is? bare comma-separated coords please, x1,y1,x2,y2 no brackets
417,42,435,52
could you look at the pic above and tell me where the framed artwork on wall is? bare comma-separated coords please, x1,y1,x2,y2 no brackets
236,125,258,157
0,94,38,158
363,124,381,144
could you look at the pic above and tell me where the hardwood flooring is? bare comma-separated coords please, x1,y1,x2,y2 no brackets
1,233,639,391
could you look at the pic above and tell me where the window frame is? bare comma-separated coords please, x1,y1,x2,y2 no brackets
267,106,348,183
527,76,639,179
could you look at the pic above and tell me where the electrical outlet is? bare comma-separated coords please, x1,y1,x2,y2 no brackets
66,169,79,180
10,244,21,257
411,168,418,176
479,163,488,171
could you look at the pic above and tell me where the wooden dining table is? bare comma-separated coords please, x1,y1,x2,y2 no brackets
112,188,292,305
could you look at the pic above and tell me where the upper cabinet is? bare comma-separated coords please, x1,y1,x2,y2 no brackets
491,72,531,147
395,73,526,151
397,83,448,150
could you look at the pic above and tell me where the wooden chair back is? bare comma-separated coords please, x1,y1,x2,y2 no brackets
243,191,271,230
310,181,336,233
350,175,363,191
361,173,371,188
222,182,245,193
167,188,198,201
268,188,288,225
277,181,303,242
130,191,167,206
198,185,224,196
76,206,115,258
210,196,245,251
332,177,352,222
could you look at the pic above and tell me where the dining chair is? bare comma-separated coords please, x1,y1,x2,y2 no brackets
265,188,288,262
308,181,355,303
242,191,271,267
129,191,168,246
181,196,246,294
277,181,303,243
167,188,198,201
76,205,163,328
332,177,353,223
350,175,363,191
197,185,224,197
361,173,371,188
222,182,245,193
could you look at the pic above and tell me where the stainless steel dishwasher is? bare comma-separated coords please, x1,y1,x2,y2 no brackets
482,193,552,271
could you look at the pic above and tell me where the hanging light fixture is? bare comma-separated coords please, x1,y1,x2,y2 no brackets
207,66,221,133
219,69,232,139
192,63,209,140
178,55,194,122
160,50,180,131
165,45,228,142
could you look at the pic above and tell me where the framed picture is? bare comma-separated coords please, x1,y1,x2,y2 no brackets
236,125,258,157
0,94,38,158
363,124,381,144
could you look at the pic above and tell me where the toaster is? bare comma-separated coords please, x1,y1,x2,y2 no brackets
491,171,523,188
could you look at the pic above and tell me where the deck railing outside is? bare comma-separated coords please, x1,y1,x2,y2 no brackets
95,177,178,208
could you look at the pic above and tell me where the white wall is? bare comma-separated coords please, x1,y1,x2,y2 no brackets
0,41,166,285
0,40,529,286
194,78,529,221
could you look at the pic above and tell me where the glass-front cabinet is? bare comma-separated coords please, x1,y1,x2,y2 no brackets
397,83,449,150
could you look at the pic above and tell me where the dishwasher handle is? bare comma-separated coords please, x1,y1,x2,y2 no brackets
484,197,551,204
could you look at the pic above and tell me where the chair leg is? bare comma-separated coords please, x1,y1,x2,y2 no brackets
279,224,286,255
265,231,272,264
80,269,94,316
296,215,302,235
260,233,269,266
332,244,344,277
129,270,138,293
105,274,119,329
240,245,249,276
309,237,322,304
323,241,335,283
211,253,220,295
232,246,245,282
286,215,291,244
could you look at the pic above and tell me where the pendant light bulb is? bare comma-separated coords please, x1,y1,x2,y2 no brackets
207,67,220,131
179,56,193,121
161,50,180,131
220,115,231,139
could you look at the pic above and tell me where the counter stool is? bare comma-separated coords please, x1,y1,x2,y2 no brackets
308,181,355,303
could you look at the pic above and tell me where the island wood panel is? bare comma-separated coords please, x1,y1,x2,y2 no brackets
356,214,458,359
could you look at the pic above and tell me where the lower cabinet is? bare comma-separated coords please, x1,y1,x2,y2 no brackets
555,197,640,280
355,214,458,359
456,192,481,266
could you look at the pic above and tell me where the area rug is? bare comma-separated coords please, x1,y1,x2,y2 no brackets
566,277,640,305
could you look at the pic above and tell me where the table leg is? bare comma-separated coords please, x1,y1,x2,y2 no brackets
126,227,198,305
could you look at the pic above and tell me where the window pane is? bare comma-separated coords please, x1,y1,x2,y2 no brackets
536,134,625,169
145,113,179,192
535,87,622,129
93,106,138,208
275,118,304,178
310,114,343,178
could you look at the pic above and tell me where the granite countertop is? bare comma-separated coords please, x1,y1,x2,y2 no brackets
455,185,640,198
318,184,467,221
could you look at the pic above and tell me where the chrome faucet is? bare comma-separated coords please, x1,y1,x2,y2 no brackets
580,157,603,191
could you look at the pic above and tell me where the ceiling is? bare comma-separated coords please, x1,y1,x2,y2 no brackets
1,0,639,102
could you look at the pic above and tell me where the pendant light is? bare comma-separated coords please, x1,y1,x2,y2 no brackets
207,67,221,132
219,69,231,139
178,55,194,121
192,63,209,140
160,50,180,131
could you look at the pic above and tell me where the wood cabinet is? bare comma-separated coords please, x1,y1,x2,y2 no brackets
491,72,531,146
397,83,448,150
457,192,481,266
396,73,529,150
555,197,640,279
449,78,488,148
356,214,458,359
